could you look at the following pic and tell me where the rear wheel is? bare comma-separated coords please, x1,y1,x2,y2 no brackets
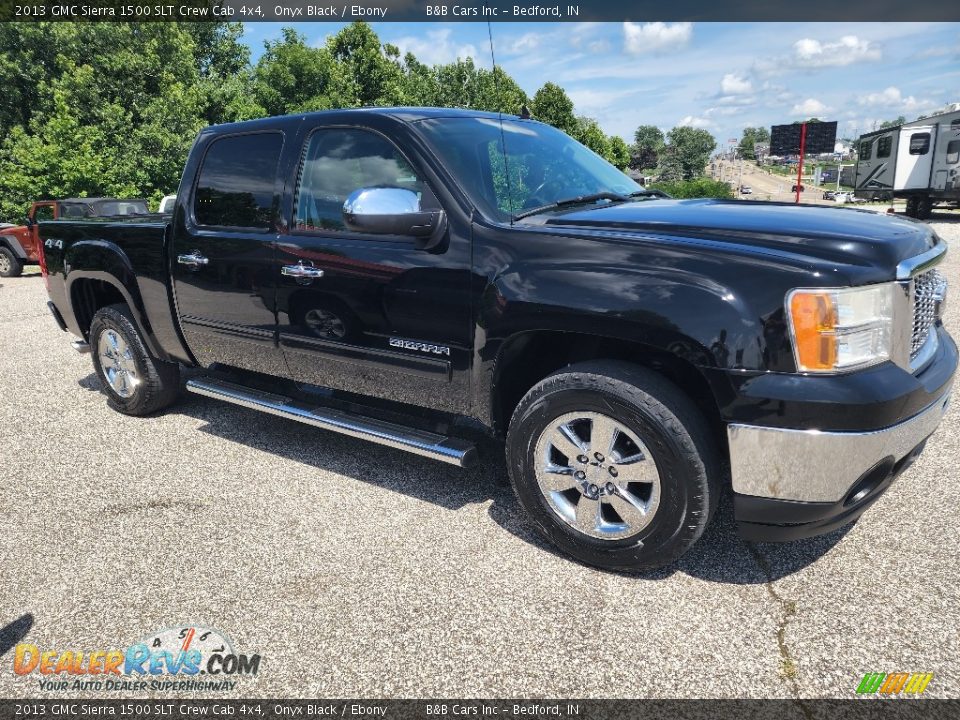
89,304,180,416
0,246,23,277
505,360,720,571
905,197,919,218
916,196,933,220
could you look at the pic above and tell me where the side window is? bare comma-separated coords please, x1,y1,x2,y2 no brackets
877,136,892,158
947,140,960,165
859,139,872,161
33,205,55,222
194,133,283,230
294,128,430,233
909,133,931,155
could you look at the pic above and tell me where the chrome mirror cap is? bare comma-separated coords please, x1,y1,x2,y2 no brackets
343,187,421,216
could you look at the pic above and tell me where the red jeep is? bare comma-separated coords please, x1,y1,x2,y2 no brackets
0,198,149,277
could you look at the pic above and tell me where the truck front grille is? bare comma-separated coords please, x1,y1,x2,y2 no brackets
911,268,947,359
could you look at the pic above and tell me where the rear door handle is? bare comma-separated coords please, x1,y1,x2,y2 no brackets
281,263,324,278
177,251,209,269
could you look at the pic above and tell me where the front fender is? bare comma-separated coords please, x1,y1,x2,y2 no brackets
482,262,786,371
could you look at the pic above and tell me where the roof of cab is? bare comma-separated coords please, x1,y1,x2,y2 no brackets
203,106,524,135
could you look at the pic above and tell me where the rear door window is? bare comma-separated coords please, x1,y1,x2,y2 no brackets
194,132,283,230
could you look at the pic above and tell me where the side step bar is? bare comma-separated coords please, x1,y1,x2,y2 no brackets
186,377,478,468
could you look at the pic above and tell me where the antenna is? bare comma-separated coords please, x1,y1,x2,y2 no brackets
487,21,514,223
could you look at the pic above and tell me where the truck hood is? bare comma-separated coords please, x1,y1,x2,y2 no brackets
542,198,937,274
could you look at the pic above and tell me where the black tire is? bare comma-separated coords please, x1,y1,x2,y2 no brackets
505,360,720,572
916,197,933,221
0,246,23,277
89,304,180,416
905,197,919,218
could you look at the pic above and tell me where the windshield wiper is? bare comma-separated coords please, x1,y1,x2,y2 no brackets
512,191,631,221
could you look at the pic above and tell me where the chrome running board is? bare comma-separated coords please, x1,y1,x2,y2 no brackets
186,377,477,468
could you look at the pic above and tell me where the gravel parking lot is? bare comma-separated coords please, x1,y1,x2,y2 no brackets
1,214,958,701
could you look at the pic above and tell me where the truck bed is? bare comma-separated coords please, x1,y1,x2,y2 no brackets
39,217,190,364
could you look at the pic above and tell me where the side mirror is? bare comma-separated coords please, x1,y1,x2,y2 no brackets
342,188,446,249
24,216,34,227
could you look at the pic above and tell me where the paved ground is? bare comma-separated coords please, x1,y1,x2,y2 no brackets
1,214,958,701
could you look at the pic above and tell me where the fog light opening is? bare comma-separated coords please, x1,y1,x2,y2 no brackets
843,457,895,508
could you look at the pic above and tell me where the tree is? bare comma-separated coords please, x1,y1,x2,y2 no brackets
252,28,343,115
328,22,405,107
662,126,717,180
879,116,906,129
0,22,239,219
737,126,770,160
0,20,634,222
573,116,609,158
530,82,577,135
629,125,664,171
606,136,631,171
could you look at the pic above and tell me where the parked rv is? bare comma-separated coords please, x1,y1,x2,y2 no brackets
855,103,960,218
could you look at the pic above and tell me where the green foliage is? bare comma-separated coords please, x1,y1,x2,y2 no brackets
659,126,717,181
629,125,664,171
879,116,906,129
606,136,631,171
0,21,252,221
0,20,632,223
649,177,733,199
530,82,577,136
737,126,770,160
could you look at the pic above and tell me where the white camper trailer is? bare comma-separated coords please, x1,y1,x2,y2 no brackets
855,104,960,219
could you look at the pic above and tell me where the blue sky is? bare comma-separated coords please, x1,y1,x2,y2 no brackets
240,22,960,146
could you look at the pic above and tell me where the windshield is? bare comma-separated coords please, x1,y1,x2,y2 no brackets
414,117,642,222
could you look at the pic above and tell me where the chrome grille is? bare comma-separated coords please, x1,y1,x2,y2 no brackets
911,268,947,358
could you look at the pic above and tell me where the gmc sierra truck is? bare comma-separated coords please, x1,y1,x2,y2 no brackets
39,108,955,570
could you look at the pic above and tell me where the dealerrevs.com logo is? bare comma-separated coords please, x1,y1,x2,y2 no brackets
856,672,934,696
12,626,261,692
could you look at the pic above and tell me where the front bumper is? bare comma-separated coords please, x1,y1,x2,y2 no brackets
728,329,955,541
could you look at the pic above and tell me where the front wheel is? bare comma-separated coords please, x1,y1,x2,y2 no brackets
89,304,180,416
506,361,720,571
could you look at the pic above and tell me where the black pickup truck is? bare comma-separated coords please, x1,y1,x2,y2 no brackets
39,108,955,570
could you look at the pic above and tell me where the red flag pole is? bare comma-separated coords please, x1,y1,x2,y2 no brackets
795,122,807,204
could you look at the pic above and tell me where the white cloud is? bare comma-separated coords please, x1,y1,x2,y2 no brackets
623,22,692,55
720,73,752,95
503,32,542,55
678,115,712,129
858,86,931,113
392,29,478,66
791,35,881,68
792,98,830,115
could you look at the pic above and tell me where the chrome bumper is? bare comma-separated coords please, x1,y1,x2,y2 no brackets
727,387,952,503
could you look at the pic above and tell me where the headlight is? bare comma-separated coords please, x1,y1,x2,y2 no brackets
786,284,894,372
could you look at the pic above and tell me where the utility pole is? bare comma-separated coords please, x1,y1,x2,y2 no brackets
795,122,807,204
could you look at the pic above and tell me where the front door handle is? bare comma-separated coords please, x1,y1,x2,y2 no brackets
177,251,209,269
281,263,325,279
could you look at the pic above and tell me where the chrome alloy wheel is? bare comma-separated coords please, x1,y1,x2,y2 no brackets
304,308,346,339
534,411,661,540
0,253,10,274
97,329,140,398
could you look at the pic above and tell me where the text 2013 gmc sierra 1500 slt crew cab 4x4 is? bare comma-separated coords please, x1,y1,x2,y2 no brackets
39,108,955,570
